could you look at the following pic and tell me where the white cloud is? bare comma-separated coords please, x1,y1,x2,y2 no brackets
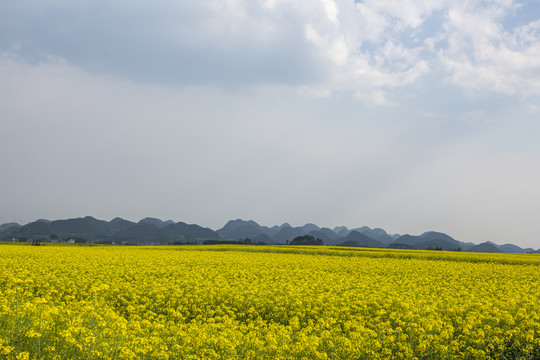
261,0,276,10
2,0,540,103
355,89,389,105
513,19,540,47
353,58,429,88
439,4,540,96
0,0,437,105
354,2,389,42
354,0,447,38
523,102,540,114
301,0,434,102
321,0,339,24
304,24,349,66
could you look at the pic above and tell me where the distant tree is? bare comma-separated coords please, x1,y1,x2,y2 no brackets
170,240,197,245
96,240,113,245
290,235,323,246
203,240,242,245
73,237,87,244
390,243,414,249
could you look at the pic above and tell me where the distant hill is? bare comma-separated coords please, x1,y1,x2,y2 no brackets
468,242,502,253
215,220,329,244
391,234,424,248
112,223,163,244
338,231,386,248
217,219,270,240
3,216,220,244
415,238,462,251
333,226,351,237
253,233,274,245
109,217,137,232
497,243,533,253
272,226,307,243
318,227,342,240
139,217,175,229
0,222,21,232
216,219,302,241
0,222,21,239
301,223,320,233
353,226,394,244
2,217,537,252
391,231,461,250
160,222,221,243
6,216,137,241
308,228,341,245
112,221,221,244
267,225,284,237
461,242,477,251
216,220,391,246
51,216,110,236
8,220,53,240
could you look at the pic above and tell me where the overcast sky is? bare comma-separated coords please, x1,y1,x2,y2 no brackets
1,0,540,248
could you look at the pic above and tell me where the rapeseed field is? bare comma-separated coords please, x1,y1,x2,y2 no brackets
1,244,539,359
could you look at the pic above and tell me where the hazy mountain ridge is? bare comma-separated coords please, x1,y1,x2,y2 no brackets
467,242,502,253
2,216,221,245
0,222,22,239
216,220,537,252
1,217,538,252
390,231,462,251
338,231,387,248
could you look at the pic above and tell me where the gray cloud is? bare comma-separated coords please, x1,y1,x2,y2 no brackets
0,1,322,87
4,0,540,99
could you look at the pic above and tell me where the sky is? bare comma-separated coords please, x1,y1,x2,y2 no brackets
1,0,540,248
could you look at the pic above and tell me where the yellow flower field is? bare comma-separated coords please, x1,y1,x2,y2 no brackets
1,244,539,359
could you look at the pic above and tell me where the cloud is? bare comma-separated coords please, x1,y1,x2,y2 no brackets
355,0,447,34
321,0,339,23
0,0,432,105
2,0,540,103
355,89,389,105
439,5,540,96
0,1,321,86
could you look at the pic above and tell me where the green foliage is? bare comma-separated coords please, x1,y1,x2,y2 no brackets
290,235,323,245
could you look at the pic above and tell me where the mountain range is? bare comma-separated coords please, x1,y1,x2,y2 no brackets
1,217,538,253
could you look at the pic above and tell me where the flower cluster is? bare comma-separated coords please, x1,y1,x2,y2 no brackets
1,244,539,359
